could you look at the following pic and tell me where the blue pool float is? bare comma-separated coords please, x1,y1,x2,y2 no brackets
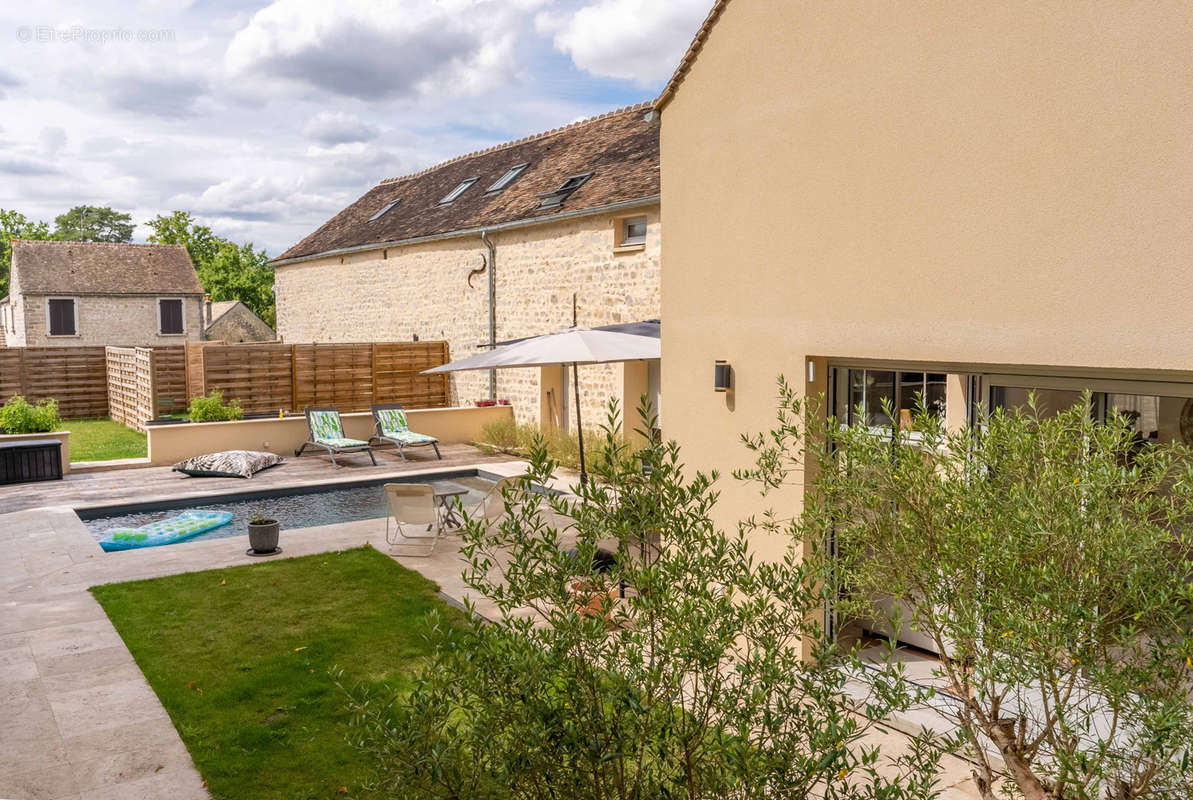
99,510,235,552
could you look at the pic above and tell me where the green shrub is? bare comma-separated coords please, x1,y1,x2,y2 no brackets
187,391,244,423
0,395,62,434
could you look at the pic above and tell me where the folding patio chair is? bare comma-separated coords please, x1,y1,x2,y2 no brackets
384,483,443,557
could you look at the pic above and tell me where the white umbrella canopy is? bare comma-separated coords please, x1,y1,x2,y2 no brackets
423,326,660,484
422,326,659,373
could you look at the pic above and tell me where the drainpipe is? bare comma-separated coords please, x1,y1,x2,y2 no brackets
480,230,496,399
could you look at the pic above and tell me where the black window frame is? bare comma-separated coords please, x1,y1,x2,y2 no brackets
536,172,593,208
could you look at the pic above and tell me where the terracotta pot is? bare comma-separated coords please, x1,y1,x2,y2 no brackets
570,580,616,618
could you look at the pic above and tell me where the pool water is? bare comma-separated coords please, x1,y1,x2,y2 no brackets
82,475,498,547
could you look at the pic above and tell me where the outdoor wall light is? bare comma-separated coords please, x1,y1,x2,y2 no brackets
714,360,731,393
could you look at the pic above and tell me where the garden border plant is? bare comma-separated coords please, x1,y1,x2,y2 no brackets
187,390,244,423
0,395,62,434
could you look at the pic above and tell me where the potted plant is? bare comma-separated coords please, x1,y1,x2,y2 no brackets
247,511,280,554
569,578,617,619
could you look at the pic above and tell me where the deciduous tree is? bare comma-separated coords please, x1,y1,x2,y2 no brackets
147,212,275,327
0,209,50,297
52,205,134,242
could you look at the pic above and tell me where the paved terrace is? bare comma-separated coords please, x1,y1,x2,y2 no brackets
0,449,990,800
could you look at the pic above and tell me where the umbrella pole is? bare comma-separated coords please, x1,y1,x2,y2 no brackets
573,361,587,486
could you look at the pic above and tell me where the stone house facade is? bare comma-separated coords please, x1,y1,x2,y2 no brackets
1,240,205,348
204,300,276,343
274,104,661,430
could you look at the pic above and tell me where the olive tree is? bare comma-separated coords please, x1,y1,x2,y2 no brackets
342,399,943,799
744,379,1193,799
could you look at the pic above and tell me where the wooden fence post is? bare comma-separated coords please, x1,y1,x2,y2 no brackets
291,344,298,413
147,347,158,420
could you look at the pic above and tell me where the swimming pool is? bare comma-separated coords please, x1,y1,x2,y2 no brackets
78,471,503,548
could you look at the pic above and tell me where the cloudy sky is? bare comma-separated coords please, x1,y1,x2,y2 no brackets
0,0,710,254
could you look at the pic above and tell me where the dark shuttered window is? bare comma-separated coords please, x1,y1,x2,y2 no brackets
47,299,76,336
158,299,184,335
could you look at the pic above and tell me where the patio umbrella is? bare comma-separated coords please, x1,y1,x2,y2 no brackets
423,326,661,484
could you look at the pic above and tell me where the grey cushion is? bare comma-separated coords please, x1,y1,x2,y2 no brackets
173,450,283,479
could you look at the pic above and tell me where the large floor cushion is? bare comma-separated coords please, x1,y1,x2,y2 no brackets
173,450,284,478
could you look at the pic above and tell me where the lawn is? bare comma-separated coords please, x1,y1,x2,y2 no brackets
65,417,147,461
91,547,462,800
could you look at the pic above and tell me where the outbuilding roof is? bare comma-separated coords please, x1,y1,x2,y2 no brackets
276,102,659,264
10,240,203,296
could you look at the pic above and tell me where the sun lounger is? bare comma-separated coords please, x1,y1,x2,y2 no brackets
295,407,377,467
370,403,441,461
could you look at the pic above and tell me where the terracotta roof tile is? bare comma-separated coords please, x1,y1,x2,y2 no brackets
11,240,202,296
654,0,731,112
276,102,659,263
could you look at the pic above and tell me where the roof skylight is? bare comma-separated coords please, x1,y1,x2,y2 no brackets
487,163,529,193
438,178,478,205
536,172,593,208
368,199,399,221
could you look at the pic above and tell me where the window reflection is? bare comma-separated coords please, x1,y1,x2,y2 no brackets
848,369,946,428
989,386,1193,447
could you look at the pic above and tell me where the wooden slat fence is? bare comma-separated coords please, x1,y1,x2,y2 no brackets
372,341,451,410
152,346,187,417
0,346,109,418
105,347,156,433
185,340,450,414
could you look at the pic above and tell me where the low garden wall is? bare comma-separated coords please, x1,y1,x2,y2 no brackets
146,405,513,466
0,431,71,475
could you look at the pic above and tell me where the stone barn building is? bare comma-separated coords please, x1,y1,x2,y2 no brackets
273,103,661,430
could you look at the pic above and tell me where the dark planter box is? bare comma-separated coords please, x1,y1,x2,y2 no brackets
146,418,189,426
0,439,63,485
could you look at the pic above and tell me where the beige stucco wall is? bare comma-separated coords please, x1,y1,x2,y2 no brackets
660,0,1193,535
147,405,513,465
13,293,203,348
275,207,660,432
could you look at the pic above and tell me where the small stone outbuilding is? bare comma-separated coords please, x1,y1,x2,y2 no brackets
1,240,205,347
204,300,275,343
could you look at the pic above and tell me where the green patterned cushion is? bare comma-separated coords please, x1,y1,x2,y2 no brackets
309,410,344,440
317,436,369,448
375,407,409,433
384,429,437,445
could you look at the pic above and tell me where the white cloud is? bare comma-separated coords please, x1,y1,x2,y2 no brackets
0,0,662,255
40,127,67,156
224,0,525,101
302,111,379,145
538,0,710,85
